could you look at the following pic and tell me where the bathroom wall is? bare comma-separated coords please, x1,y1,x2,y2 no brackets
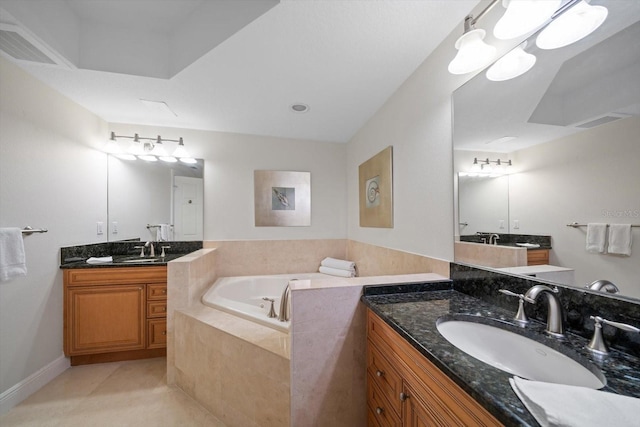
109,123,348,241
344,0,519,264
0,56,108,405
509,117,640,297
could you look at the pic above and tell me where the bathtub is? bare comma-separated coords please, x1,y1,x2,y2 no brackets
201,273,325,332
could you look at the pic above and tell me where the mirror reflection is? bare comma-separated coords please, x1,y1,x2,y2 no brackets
107,156,204,242
453,0,640,299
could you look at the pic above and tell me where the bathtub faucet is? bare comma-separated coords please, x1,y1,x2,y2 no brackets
278,283,291,322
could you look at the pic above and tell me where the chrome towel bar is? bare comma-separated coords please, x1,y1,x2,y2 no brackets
566,222,639,228
21,226,48,235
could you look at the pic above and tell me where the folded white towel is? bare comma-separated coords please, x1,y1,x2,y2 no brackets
319,266,355,278
608,224,632,256
510,376,640,427
586,223,607,253
157,224,171,242
86,256,113,264
320,257,356,271
0,228,27,282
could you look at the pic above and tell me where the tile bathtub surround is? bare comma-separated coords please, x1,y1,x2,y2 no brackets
346,239,451,277
60,240,203,264
173,309,290,427
290,283,367,426
454,241,529,268
204,239,348,277
451,262,640,357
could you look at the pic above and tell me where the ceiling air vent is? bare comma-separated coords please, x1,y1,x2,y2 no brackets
573,113,629,129
0,23,73,68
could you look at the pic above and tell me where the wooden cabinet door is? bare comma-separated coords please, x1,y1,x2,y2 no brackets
402,383,447,427
66,284,145,355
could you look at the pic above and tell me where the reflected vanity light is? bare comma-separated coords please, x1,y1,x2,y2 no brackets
486,42,536,81
536,0,608,49
105,132,194,163
467,157,513,177
494,0,561,40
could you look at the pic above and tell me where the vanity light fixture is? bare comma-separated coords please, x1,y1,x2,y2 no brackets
536,0,608,50
493,0,561,40
486,42,536,81
106,132,194,163
448,0,607,76
473,157,512,174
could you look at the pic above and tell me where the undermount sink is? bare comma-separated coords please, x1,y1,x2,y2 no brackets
436,315,606,389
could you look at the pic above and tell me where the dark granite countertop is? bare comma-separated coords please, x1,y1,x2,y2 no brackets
60,252,188,268
362,287,640,427
59,240,203,269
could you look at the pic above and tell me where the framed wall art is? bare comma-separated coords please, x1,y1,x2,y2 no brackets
254,170,311,226
359,146,393,228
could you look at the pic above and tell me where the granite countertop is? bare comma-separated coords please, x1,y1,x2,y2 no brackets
60,253,187,268
361,287,640,427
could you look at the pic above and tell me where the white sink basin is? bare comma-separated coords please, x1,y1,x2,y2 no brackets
436,316,606,389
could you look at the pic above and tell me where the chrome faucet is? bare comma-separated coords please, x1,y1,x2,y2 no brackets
587,316,640,355
523,285,564,337
144,241,155,257
586,280,619,294
278,283,291,322
489,234,500,245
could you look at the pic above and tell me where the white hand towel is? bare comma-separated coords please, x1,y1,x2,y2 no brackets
608,224,632,256
86,256,113,264
586,223,607,253
510,376,640,427
320,257,356,271
319,266,355,278
156,224,171,242
0,228,27,282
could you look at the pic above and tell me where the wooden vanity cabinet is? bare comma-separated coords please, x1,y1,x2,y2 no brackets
527,249,549,266
63,266,167,365
367,309,503,427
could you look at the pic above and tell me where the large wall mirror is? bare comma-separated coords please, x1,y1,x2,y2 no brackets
453,0,640,299
107,156,204,242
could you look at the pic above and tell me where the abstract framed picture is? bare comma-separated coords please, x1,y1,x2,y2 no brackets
359,146,393,228
254,170,311,226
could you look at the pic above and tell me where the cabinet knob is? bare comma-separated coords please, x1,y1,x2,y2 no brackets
162,331,167,335
376,370,384,377
400,392,409,402
376,407,384,415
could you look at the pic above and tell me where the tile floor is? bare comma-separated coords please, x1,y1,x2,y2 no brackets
0,358,226,426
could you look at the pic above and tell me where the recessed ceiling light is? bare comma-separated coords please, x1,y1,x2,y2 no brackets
290,103,310,113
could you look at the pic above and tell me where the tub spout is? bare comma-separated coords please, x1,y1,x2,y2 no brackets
278,283,291,322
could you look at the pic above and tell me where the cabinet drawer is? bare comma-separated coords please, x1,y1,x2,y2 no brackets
527,249,549,266
65,267,167,286
147,301,167,318
368,342,402,417
368,374,402,427
147,319,167,348
147,284,167,300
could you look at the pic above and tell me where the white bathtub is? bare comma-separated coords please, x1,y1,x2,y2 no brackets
201,273,325,332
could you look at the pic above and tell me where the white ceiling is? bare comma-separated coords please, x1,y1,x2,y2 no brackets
0,0,479,143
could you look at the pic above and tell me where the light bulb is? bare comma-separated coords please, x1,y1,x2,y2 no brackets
448,29,497,75
486,42,536,81
494,0,561,40
536,1,608,50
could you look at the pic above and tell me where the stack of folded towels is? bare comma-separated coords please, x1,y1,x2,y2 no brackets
319,257,357,278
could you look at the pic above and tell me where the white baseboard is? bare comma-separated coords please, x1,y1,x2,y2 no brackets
0,355,70,415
